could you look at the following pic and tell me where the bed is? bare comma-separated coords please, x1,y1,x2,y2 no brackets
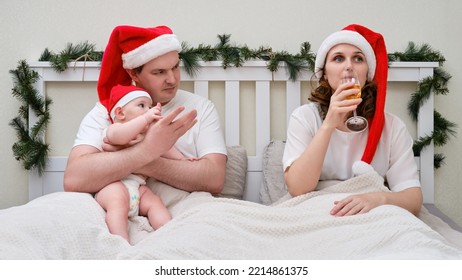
1,61,461,259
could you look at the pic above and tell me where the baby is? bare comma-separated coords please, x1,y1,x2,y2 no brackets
95,84,184,243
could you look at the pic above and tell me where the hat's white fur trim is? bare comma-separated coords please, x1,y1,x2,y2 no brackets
110,90,151,120
122,34,182,69
315,30,375,80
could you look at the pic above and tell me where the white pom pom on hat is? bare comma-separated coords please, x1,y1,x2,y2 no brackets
352,160,375,177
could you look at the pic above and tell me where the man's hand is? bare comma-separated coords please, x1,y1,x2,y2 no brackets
139,106,197,161
102,106,196,152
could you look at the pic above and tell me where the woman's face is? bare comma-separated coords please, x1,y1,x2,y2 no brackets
323,43,369,91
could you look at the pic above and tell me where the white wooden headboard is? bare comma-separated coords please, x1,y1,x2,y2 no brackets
28,61,438,203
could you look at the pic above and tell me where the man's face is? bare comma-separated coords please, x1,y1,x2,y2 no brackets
130,51,181,105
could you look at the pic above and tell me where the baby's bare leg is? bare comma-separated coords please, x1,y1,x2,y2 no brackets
96,182,130,241
138,185,172,229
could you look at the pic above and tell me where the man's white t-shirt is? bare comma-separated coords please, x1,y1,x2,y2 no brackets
74,89,227,158
282,103,420,192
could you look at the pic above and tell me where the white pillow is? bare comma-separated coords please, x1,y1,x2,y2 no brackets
218,145,248,199
259,140,288,205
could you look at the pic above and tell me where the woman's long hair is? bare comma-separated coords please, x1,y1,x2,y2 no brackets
309,76,377,121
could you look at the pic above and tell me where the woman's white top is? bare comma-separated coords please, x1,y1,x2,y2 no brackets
283,103,420,192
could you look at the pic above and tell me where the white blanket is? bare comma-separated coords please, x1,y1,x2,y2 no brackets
1,171,461,259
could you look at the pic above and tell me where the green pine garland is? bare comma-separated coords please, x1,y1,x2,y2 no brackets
9,38,456,174
9,60,52,175
180,34,315,80
39,41,103,72
388,42,457,168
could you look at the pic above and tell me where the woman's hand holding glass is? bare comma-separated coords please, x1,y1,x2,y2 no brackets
342,72,368,132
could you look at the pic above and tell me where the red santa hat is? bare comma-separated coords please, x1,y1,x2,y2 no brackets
107,84,151,122
314,24,388,164
97,25,182,109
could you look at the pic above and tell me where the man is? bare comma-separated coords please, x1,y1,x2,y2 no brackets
64,25,227,195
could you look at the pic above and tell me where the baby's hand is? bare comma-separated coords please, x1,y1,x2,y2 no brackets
144,102,163,124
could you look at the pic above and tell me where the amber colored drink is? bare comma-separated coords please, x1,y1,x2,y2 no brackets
346,84,361,100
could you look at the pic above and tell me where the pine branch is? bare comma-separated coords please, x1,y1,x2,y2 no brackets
391,42,457,168
18,105,29,121
179,42,202,77
38,48,53,61
196,43,220,61
9,115,49,174
407,69,450,121
388,42,445,63
10,61,40,103
251,46,273,61
268,51,310,81
432,67,451,96
30,111,51,139
215,34,246,69
298,41,316,71
9,61,51,175
41,41,102,72
407,76,433,121
180,35,314,80
9,117,30,146
433,111,457,147
412,110,457,167
413,134,432,156
434,153,445,169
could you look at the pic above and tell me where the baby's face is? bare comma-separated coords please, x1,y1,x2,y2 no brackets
119,96,152,122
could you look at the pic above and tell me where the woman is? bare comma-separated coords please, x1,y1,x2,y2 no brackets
283,24,422,216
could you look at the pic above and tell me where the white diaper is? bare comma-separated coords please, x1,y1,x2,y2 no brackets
121,174,146,217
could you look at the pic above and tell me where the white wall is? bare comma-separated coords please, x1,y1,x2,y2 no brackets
1,0,461,226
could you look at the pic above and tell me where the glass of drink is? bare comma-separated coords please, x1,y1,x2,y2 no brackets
343,72,368,132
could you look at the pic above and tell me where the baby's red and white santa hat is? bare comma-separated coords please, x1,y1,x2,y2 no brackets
315,24,388,164
97,25,182,111
107,84,151,122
